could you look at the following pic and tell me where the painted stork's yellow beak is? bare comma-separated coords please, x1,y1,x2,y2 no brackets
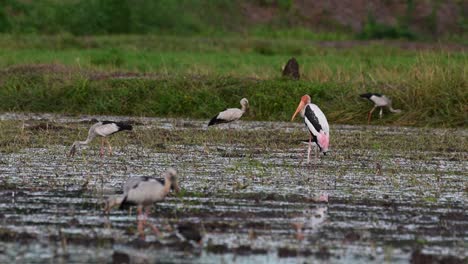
291,101,306,121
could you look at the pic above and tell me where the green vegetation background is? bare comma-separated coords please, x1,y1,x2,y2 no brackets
0,1,466,127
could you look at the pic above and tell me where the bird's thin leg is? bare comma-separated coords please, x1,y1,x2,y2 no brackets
298,143,304,165
307,135,312,165
100,138,105,158
315,146,318,169
137,206,145,239
144,207,162,237
106,138,113,156
368,106,377,124
379,107,383,119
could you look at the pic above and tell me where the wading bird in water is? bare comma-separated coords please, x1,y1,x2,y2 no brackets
68,121,133,157
106,168,179,239
291,95,330,164
360,93,402,124
208,98,249,126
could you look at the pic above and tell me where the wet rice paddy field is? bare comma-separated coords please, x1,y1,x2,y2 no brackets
0,113,466,263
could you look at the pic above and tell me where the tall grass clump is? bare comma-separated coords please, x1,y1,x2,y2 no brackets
395,57,467,127
323,53,467,127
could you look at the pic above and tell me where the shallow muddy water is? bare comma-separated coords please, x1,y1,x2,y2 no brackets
0,113,466,263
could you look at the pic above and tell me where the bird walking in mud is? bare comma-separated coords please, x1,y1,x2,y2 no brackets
360,93,402,124
68,121,133,157
208,98,249,126
291,94,330,165
106,168,179,239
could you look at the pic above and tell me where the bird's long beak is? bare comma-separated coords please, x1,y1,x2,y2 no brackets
291,101,305,121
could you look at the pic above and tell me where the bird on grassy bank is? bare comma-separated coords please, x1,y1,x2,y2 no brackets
208,98,249,126
68,121,133,157
291,95,330,165
360,93,402,124
106,168,179,239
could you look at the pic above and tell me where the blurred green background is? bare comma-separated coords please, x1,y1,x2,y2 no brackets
0,0,466,127
0,0,466,41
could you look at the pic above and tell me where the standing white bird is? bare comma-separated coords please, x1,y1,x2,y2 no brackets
107,168,179,239
68,121,133,157
291,95,330,164
360,93,402,124
208,98,249,126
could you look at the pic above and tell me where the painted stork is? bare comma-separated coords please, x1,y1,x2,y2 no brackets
208,98,249,126
360,93,402,123
68,121,133,157
107,168,179,239
291,95,330,164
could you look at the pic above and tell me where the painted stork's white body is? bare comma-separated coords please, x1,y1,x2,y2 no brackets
360,93,402,123
291,95,330,164
208,98,249,126
107,168,179,239
68,121,132,157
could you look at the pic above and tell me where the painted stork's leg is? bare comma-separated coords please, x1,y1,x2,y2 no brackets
379,107,383,119
144,207,162,237
315,146,319,169
105,138,113,156
307,135,312,164
367,106,377,124
100,138,105,158
137,206,145,239
298,143,304,165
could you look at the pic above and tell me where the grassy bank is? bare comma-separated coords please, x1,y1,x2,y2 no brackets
0,66,465,127
0,35,466,127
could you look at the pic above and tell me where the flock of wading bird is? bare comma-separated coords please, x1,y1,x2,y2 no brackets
67,93,401,240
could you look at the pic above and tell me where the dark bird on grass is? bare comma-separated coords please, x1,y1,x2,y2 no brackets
106,168,179,239
282,57,300,80
208,98,249,126
360,93,402,124
68,121,133,157
291,95,330,165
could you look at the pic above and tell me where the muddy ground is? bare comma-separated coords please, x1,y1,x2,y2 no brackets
0,113,466,263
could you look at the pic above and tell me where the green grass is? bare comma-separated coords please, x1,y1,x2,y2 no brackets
1,0,466,42
0,35,466,127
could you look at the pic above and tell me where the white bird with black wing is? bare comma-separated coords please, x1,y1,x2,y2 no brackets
360,93,402,124
208,98,249,126
106,168,179,239
291,94,330,165
68,121,133,157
